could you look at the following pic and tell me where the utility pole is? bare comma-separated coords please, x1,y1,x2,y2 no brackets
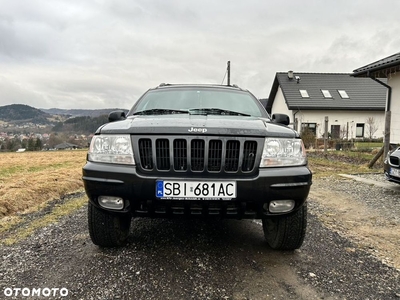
324,116,329,154
227,61,230,86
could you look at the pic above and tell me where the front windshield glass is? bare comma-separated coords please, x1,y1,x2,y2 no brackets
131,88,266,117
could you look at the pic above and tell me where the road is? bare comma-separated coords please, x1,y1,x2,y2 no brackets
1,179,399,300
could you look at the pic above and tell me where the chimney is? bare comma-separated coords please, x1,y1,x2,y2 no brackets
288,70,294,79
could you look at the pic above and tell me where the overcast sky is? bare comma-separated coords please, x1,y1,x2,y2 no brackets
1,0,399,109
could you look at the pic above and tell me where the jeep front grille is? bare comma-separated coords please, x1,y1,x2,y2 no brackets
137,137,259,174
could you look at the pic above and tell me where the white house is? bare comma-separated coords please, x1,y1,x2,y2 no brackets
352,52,400,145
266,72,387,140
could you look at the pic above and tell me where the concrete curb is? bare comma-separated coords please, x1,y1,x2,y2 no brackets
339,174,400,193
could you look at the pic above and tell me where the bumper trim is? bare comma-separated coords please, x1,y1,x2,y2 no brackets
270,182,310,188
82,176,124,184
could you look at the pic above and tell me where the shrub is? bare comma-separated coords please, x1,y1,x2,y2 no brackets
300,128,316,149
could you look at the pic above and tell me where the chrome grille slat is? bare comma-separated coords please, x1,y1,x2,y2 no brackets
208,140,222,172
138,138,153,169
242,141,257,171
191,139,205,171
225,140,240,172
156,139,170,170
173,139,187,171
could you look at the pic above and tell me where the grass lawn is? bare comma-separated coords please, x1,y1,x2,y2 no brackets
0,150,87,217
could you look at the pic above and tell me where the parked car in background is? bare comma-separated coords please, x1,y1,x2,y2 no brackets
384,146,400,184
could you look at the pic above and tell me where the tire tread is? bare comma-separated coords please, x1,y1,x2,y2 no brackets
88,202,131,247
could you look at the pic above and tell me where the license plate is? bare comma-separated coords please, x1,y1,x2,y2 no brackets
390,168,400,178
156,180,236,200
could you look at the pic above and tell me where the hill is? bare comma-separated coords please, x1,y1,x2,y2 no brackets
40,108,126,118
0,104,53,124
52,115,110,133
0,104,128,134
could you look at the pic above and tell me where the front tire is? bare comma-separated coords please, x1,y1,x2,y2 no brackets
88,201,131,247
262,203,307,250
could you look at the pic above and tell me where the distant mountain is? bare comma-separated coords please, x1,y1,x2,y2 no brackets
40,108,127,118
54,115,110,133
0,104,52,124
0,104,129,134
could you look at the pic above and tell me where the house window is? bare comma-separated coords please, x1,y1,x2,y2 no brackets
338,90,349,99
356,123,364,138
331,125,340,139
299,90,309,98
302,123,316,135
321,90,332,98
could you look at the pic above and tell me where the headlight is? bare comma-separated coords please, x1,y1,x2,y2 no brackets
259,138,306,167
88,134,135,165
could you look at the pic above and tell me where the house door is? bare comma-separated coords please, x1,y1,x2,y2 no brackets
331,125,340,139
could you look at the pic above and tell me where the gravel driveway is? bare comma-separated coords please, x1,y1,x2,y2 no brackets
0,174,399,299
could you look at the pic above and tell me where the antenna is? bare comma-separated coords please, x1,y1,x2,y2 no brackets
227,61,231,85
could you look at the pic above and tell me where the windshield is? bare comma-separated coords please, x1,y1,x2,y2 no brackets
130,88,267,117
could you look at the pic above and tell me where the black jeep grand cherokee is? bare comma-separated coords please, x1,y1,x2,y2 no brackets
82,84,312,250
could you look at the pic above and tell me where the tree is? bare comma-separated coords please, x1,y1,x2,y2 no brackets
35,138,43,151
21,139,27,149
48,133,63,148
365,117,378,141
339,124,348,140
6,138,20,152
27,138,35,151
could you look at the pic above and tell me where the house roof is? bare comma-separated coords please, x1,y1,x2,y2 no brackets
55,142,79,149
352,52,400,78
267,72,387,113
258,98,268,108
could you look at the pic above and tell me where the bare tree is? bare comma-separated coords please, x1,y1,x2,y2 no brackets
365,117,378,141
340,124,348,140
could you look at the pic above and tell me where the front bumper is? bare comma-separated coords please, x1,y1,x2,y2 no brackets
384,168,400,184
82,162,312,219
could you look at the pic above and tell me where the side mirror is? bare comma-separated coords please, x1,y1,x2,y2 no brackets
271,113,290,126
108,110,126,122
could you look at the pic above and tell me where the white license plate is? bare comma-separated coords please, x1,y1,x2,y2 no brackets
156,180,236,200
390,168,400,178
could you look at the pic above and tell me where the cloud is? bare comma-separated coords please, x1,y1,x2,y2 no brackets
0,0,400,109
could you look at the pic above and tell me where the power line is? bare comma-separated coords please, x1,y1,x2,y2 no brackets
221,69,227,85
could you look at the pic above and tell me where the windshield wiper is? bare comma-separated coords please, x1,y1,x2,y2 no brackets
189,108,251,117
133,109,189,116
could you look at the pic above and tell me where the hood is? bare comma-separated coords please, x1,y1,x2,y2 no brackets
98,115,298,138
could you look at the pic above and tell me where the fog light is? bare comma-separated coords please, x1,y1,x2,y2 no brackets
98,196,124,210
268,200,295,213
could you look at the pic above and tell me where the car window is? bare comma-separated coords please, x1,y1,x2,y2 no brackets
132,88,265,117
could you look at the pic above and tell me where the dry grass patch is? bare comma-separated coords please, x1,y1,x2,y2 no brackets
307,151,381,178
0,150,87,217
1,194,87,246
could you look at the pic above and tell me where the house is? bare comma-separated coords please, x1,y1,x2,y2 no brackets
266,72,387,140
54,142,80,150
352,52,400,146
